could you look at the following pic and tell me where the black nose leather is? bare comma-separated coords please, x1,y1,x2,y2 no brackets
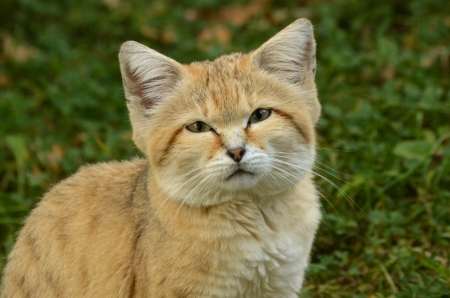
227,147,245,162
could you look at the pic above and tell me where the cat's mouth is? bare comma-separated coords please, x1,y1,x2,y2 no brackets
226,169,254,180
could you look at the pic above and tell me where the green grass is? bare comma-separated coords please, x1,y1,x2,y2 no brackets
1,0,449,297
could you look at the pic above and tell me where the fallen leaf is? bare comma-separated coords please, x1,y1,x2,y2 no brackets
2,34,39,63
0,74,10,87
46,144,64,172
140,24,158,40
271,9,288,24
198,25,232,52
421,45,446,68
103,0,120,10
218,0,267,27
381,64,396,80
161,26,177,44
184,9,198,21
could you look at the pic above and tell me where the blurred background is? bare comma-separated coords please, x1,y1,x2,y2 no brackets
0,0,449,296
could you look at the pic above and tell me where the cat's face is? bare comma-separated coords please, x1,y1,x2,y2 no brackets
119,19,320,206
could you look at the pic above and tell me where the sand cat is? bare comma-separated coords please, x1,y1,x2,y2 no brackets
1,18,321,297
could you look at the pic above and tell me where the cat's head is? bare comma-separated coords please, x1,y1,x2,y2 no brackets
119,19,320,206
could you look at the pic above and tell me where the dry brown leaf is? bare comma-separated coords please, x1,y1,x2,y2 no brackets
444,16,450,27
382,64,396,80
403,32,415,50
271,9,288,24
103,0,121,10
0,74,10,87
184,9,198,22
122,132,132,141
140,25,158,40
161,26,177,44
219,0,267,27
32,164,41,176
214,25,232,46
46,144,64,172
421,45,446,68
2,34,38,63
197,25,232,52
293,8,312,20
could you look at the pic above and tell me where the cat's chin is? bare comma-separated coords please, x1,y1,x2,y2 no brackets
222,169,259,191
226,169,254,180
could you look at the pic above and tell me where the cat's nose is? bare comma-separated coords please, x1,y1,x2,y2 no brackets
227,147,245,163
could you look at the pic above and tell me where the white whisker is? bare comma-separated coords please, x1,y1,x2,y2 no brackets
267,157,363,216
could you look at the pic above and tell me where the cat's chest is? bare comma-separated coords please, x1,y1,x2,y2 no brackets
207,200,311,298
148,193,319,298
237,233,305,297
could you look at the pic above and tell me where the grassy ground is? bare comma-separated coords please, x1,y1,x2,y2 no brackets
1,0,449,296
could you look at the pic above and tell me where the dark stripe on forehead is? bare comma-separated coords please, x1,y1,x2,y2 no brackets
272,108,312,144
235,85,240,104
210,90,219,107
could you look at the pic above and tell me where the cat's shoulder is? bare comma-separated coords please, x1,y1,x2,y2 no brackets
57,157,146,184
40,157,148,206
72,157,147,180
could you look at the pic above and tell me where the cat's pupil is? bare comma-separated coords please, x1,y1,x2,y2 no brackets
255,109,264,120
195,122,202,131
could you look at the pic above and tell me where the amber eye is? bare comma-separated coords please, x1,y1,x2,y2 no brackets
249,108,271,124
186,121,212,133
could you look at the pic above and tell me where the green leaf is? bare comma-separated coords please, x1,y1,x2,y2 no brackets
393,140,433,160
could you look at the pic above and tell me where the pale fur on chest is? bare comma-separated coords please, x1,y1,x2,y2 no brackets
141,171,321,298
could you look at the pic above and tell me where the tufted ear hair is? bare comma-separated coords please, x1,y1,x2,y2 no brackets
118,41,186,152
251,18,316,86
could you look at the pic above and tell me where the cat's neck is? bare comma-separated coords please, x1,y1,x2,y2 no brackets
145,168,317,240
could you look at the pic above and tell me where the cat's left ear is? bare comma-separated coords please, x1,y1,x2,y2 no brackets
251,19,320,122
251,18,316,83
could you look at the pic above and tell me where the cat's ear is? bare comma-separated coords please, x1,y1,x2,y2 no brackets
251,18,320,123
118,41,185,152
251,18,316,85
118,41,185,112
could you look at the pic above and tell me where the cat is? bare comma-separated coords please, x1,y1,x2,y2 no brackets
1,18,321,298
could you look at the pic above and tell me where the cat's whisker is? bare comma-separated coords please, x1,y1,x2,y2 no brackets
271,154,360,201
268,170,296,190
272,167,341,219
313,164,352,184
316,146,354,152
314,160,351,177
151,165,208,222
268,157,363,216
266,161,342,221
272,152,354,183
315,185,342,221
170,174,216,225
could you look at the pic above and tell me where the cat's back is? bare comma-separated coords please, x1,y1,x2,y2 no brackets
1,158,148,298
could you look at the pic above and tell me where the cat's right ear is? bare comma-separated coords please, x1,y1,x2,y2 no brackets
118,41,185,112
119,41,186,152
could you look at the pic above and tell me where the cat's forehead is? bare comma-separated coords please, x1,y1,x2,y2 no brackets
183,53,260,124
186,53,251,87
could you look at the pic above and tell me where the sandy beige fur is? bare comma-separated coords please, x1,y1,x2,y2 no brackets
1,19,321,297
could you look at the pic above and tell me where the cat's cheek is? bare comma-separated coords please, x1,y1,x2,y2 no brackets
206,134,225,161
245,127,267,152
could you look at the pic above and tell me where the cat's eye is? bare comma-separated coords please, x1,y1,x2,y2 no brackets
186,121,212,133
249,108,271,124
